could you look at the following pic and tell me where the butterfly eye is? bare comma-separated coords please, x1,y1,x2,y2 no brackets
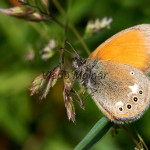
139,90,143,94
133,96,138,102
127,104,132,109
72,57,83,69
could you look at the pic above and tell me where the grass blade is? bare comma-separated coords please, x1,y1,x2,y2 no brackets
74,117,113,150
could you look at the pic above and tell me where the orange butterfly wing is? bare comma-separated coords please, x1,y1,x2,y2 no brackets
89,24,150,73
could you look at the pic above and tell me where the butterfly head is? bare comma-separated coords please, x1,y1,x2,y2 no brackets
72,57,85,70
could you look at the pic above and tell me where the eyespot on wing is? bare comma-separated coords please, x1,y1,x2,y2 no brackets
85,59,150,124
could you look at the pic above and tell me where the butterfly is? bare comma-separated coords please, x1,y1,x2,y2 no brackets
72,24,150,123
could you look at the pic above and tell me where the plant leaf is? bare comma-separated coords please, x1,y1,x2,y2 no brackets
74,117,113,150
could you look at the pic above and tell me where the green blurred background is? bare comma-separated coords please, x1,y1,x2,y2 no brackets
0,0,150,149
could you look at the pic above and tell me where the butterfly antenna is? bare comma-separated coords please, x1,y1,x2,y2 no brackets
65,40,80,58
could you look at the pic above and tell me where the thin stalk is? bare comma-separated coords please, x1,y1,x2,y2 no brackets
52,0,90,55
50,14,65,29
52,0,66,16
74,117,113,150
136,131,148,150
122,126,148,149
37,9,66,29
120,125,139,146
68,23,90,55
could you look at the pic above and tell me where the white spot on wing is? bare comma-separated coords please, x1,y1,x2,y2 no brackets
129,84,139,94
115,101,124,107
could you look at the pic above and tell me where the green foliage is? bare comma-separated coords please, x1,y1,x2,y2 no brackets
75,117,113,150
0,0,150,149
